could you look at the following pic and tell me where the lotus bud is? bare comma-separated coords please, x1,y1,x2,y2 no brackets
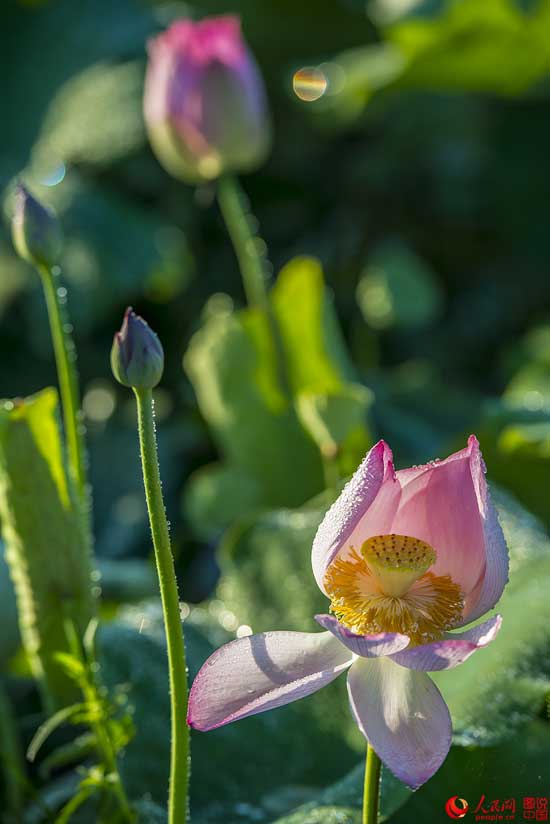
144,15,271,183
11,184,62,270
111,307,164,390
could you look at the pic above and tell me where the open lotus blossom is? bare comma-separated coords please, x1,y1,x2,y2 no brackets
187,436,508,788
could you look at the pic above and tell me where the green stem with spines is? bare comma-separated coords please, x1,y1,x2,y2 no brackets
216,174,291,400
363,743,381,824
39,264,87,505
134,388,189,824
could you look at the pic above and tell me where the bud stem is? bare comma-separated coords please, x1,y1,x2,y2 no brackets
39,264,87,504
133,387,189,824
217,175,291,400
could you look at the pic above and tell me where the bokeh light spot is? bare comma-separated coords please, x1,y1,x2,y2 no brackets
293,67,327,102
83,381,116,423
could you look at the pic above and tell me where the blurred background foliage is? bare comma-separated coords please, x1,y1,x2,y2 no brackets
2,0,550,821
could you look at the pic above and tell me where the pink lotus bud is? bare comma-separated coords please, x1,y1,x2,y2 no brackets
144,15,271,183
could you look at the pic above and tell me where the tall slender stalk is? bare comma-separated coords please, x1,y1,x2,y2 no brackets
217,174,291,399
134,388,189,824
39,264,87,504
363,743,381,824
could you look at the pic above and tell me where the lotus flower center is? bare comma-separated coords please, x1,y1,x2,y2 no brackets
324,534,464,645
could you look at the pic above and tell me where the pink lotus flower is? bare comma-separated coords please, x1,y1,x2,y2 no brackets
187,436,508,788
144,15,271,183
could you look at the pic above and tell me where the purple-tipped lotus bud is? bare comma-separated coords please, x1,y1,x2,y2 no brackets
111,307,164,390
11,184,62,270
144,15,271,183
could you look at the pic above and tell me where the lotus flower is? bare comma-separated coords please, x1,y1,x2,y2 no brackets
144,15,271,183
187,436,508,788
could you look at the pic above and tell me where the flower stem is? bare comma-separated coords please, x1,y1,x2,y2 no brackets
216,174,291,399
39,264,87,502
134,388,189,824
363,743,381,824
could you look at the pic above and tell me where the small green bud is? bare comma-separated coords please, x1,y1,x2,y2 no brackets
111,307,164,390
11,183,63,270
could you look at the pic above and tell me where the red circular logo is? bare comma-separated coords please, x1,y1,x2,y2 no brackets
445,796,469,819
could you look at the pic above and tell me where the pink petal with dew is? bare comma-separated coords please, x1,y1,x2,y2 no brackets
311,440,397,594
315,614,410,658
312,437,508,623
390,437,486,597
187,631,353,731
389,614,502,671
458,437,509,623
347,657,452,788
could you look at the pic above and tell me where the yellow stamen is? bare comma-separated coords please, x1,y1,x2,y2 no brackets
324,535,464,646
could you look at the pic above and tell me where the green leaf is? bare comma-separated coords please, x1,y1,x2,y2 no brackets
388,0,550,94
321,0,550,120
275,721,550,824
0,389,96,710
474,407,550,528
38,732,96,779
0,681,24,818
0,544,20,663
6,170,194,330
184,257,365,531
100,602,357,814
356,240,444,330
296,384,373,476
133,799,168,823
274,762,411,823
219,497,329,633
271,257,356,394
26,702,86,763
54,781,97,824
53,652,86,682
184,463,263,541
32,61,145,170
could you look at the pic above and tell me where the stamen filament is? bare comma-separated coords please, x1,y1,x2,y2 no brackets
324,536,464,645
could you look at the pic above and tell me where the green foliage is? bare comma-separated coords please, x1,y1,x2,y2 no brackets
184,257,371,536
32,62,145,171
0,546,21,662
100,602,357,820
296,384,373,479
26,618,134,823
0,681,24,822
323,0,550,119
8,172,194,329
275,721,550,823
3,0,550,817
0,389,95,710
470,324,550,527
356,239,444,331
273,761,411,823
